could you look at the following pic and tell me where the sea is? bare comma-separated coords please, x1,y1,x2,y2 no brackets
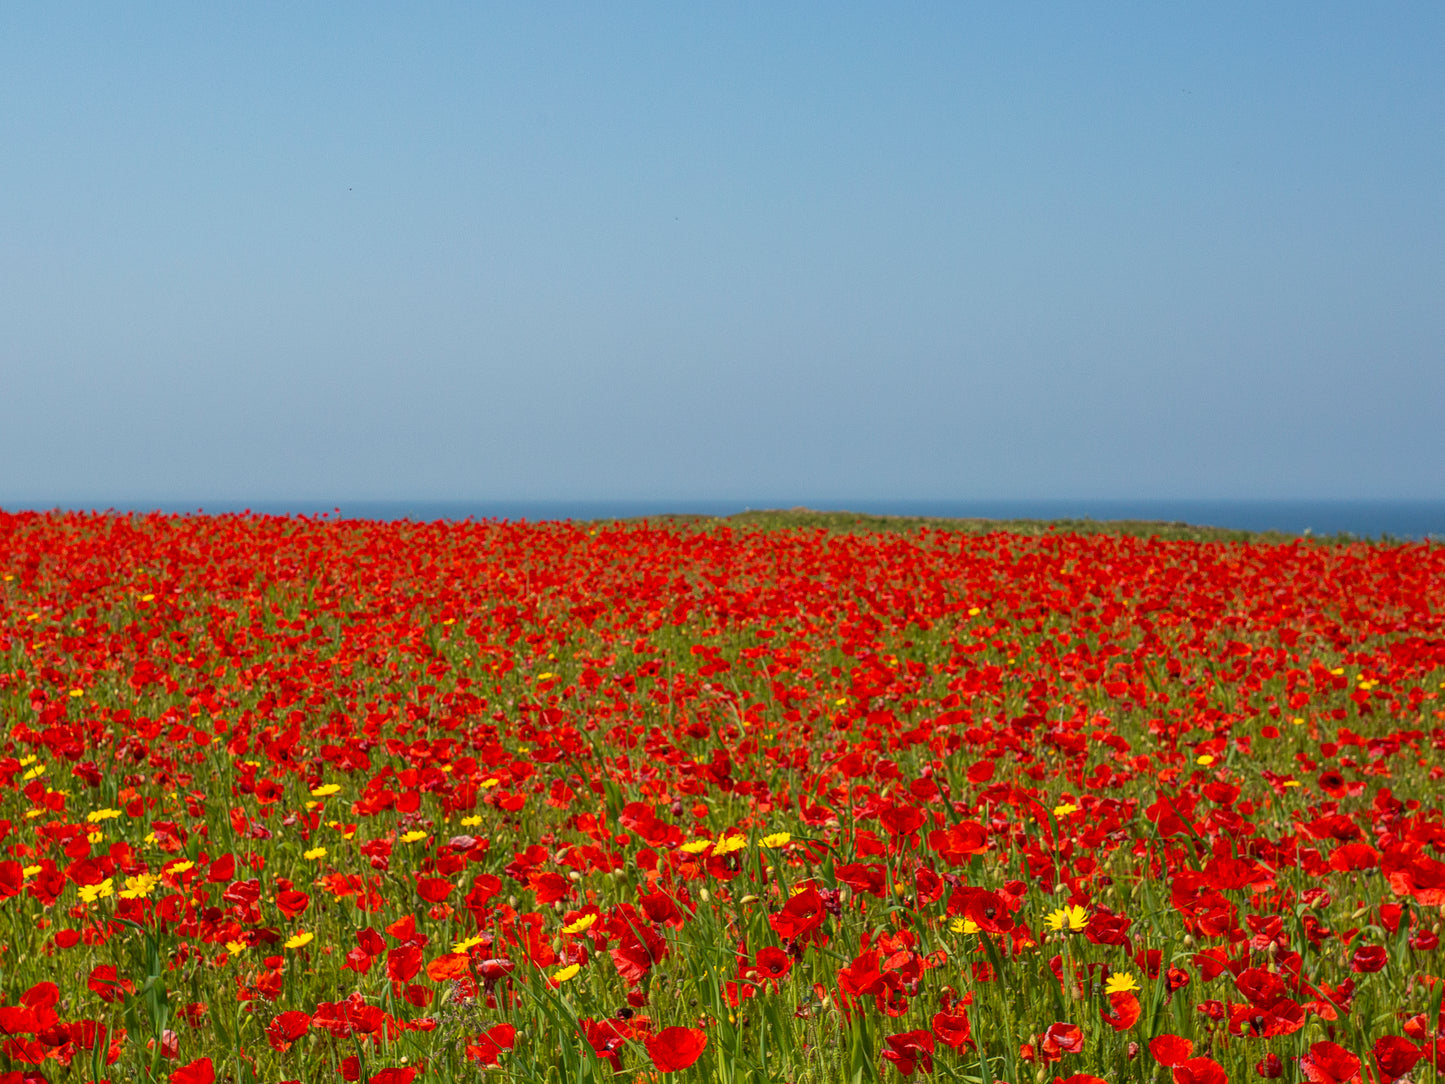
10,498,1445,541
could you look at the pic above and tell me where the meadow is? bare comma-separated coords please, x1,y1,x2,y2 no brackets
1,509,1443,1084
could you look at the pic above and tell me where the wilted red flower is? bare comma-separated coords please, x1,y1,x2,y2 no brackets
646,1026,707,1072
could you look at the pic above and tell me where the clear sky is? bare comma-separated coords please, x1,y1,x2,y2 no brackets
3,4,1442,506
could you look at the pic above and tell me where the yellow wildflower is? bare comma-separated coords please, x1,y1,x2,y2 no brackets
78,879,114,903
550,964,580,983
1104,971,1141,994
284,931,314,949
562,914,598,935
1044,904,1089,932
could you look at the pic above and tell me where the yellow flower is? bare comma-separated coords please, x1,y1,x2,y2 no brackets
141,593,155,601
481,779,500,789
22,865,41,879
225,940,248,956
119,873,160,899
1196,754,1215,767
1044,904,1089,932
167,860,195,875
454,935,486,954
284,931,314,949
562,914,598,935
550,964,580,983
711,835,747,857
78,878,114,903
68,689,84,698
304,846,328,861
1104,971,1141,995
399,830,428,844
536,672,556,681
1052,802,1079,817
87,808,122,822
310,784,341,797
761,832,792,848
679,839,711,855
460,815,482,827
949,916,981,935
22,765,46,781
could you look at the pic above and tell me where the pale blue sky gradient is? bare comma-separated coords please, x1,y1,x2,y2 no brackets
3,4,1442,505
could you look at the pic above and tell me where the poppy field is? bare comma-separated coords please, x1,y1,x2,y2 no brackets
2,510,1444,1084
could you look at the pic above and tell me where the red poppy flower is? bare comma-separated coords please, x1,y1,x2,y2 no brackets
170,1058,215,1084
1150,1035,1193,1067
881,1029,935,1076
1301,1041,1362,1084
646,1026,707,1072
265,1010,312,1052
1101,991,1141,1032
931,1009,973,1050
1172,1056,1228,1084
1372,1036,1421,1081
1349,945,1387,973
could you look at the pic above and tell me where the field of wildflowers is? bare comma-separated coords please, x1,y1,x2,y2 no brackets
1,509,1444,1084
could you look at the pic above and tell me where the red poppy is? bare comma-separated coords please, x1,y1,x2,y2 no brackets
881,1029,935,1076
1172,1057,1228,1084
1101,991,1141,1032
170,1058,215,1084
931,1009,973,1050
265,1010,311,1052
1372,1036,1421,1081
1301,1042,1362,1084
1150,1035,1193,1067
646,1026,707,1072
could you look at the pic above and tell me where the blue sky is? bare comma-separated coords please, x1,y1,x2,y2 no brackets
3,4,1442,506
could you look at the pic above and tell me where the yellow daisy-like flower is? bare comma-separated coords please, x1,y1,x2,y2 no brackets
167,860,195,875
949,916,981,935
1104,971,1141,995
304,846,328,861
22,765,46,781
1196,754,1215,767
481,779,501,789
78,879,114,903
460,815,482,827
1044,904,1089,932
536,671,556,681
761,832,792,848
68,689,84,698
310,784,341,797
284,931,314,949
679,839,712,855
454,935,486,954
22,865,41,879
119,873,160,899
711,835,747,857
225,940,248,956
562,913,598,935
1052,802,1079,817
399,830,428,844
550,964,580,983
87,808,122,823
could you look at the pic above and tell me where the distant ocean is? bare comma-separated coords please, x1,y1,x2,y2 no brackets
13,498,1445,541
